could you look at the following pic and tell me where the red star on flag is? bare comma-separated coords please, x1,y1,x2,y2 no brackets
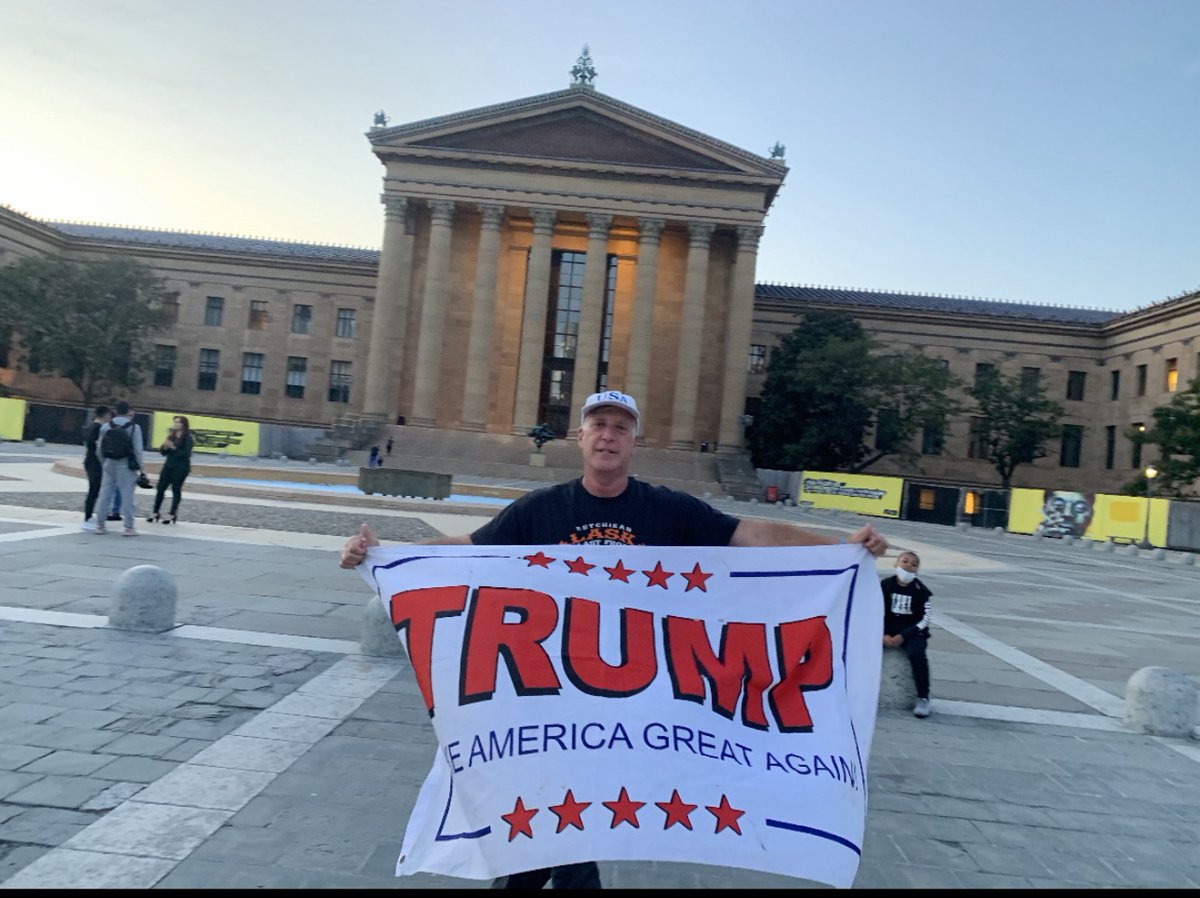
603,560,634,583
501,797,538,841
564,556,596,575
642,561,674,589
523,551,555,568
681,562,712,592
548,789,591,833
706,794,745,835
655,789,697,830
602,786,645,829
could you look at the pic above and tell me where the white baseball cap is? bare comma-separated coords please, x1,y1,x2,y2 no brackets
580,390,641,434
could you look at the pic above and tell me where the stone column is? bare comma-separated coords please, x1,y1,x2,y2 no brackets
623,218,664,411
668,221,716,449
362,195,414,419
407,200,456,428
718,224,763,452
460,204,506,431
511,209,557,435
568,213,614,415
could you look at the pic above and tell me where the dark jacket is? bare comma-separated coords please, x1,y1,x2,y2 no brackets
160,432,195,470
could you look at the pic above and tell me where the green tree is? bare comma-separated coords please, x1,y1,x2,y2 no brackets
749,310,962,472
1124,375,1200,496
969,369,1064,489
0,254,174,407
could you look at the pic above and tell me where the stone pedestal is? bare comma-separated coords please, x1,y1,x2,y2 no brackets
1124,666,1198,737
360,596,406,658
529,452,546,467
108,565,177,632
357,466,451,499
879,647,915,711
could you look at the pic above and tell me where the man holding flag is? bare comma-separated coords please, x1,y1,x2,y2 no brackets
341,390,889,889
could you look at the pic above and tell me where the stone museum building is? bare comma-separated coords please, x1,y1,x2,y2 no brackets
2,63,1198,495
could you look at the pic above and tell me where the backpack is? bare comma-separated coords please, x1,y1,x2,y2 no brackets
100,421,135,460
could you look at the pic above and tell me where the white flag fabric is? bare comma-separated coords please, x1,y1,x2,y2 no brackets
359,543,882,888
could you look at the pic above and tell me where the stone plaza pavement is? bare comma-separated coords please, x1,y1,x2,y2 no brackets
0,442,1197,889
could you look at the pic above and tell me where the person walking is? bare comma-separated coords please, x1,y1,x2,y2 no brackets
368,445,380,468
80,405,111,531
91,400,145,536
386,436,394,456
341,389,889,890
148,415,194,524
880,550,934,718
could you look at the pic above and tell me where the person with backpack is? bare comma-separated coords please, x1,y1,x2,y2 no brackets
89,399,146,536
80,405,111,531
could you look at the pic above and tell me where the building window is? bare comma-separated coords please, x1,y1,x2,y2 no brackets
161,295,180,324
286,356,307,399
248,300,269,331
1105,425,1116,469
328,360,352,403
748,344,767,375
921,422,944,456
1066,370,1086,401
1132,422,1145,469
1165,358,1178,392
1020,367,1041,394
597,261,617,391
1110,369,1120,401
197,348,219,391
1060,425,1083,467
968,416,987,459
291,304,312,335
974,363,996,387
204,296,224,327
0,333,9,369
241,352,264,395
153,345,176,387
335,308,356,339
1136,364,1147,396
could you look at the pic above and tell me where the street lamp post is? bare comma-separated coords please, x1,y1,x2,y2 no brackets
1140,464,1159,549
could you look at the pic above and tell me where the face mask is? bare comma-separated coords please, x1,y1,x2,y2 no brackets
894,567,916,584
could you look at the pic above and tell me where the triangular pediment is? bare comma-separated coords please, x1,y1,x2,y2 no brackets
409,108,740,172
370,88,787,179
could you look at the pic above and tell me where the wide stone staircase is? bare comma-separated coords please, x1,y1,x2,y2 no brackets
351,425,747,498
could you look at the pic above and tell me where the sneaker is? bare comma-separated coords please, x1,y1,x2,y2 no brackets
107,513,123,522
122,528,138,537
912,698,932,718
81,519,97,531
93,525,107,535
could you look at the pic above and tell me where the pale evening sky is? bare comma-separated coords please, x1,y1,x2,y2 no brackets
1,0,1196,312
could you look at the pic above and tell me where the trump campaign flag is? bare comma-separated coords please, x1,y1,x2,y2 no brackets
359,542,883,888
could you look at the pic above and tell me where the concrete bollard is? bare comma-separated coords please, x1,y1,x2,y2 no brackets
879,648,915,712
993,526,1004,534
34,437,45,447
108,565,177,632
1101,541,1115,553
360,596,406,657
1063,535,1075,546
1124,667,1198,738
955,522,968,531
1151,548,1167,561
1183,554,1196,566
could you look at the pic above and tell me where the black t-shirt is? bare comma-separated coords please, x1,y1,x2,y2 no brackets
880,575,933,638
470,478,741,548
82,421,102,465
